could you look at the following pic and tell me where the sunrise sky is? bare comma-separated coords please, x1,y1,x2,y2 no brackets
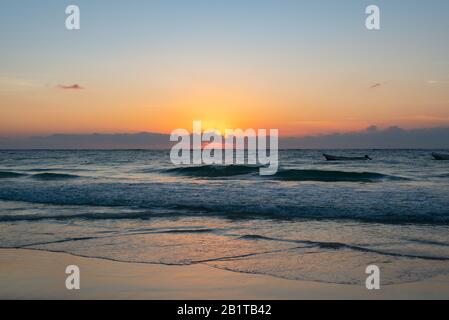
1,0,449,137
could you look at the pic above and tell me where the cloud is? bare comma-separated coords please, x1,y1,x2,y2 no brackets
365,125,378,132
0,76,42,90
280,126,449,149
0,133,169,149
57,84,84,90
405,115,449,122
1,127,449,149
369,82,387,89
427,79,449,85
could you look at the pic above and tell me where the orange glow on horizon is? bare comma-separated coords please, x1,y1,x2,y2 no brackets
1,74,449,138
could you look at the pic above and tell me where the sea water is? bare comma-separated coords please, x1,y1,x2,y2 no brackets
1,149,449,285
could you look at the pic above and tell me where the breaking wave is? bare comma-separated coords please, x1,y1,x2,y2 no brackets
164,165,261,177
0,171,26,179
274,169,406,182
164,165,406,182
31,173,81,180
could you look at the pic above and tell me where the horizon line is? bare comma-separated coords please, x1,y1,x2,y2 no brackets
2,124,449,139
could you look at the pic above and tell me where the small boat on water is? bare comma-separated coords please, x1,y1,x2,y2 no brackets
432,153,449,160
323,154,372,161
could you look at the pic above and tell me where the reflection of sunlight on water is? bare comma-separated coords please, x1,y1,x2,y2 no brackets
3,209,449,284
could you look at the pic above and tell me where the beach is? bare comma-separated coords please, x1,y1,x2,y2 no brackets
1,150,449,292
2,0,449,302
1,248,449,300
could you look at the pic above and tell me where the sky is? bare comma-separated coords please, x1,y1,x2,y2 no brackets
1,0,449,138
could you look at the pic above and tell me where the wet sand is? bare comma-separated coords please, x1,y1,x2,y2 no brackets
1,248,449,299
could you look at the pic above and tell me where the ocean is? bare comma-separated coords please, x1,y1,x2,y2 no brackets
1,149,449,285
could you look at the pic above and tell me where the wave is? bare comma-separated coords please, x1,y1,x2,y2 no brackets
0,211,160,222
0,178,447,224
164,165,406,182
0,171,83,180
407,238,449,247
7,230,449,264
274,169,406,182
17,227,218,247
31,173,81,180
1,202,448,225
26,168,91,172
160,228,216,234
164,165,261,177
238,234,449,261
0,171,27,179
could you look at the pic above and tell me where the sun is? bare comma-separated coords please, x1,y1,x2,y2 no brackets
201,120,232,136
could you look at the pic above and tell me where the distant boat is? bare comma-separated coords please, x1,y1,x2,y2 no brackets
432,153,449,160
323,154,372,161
